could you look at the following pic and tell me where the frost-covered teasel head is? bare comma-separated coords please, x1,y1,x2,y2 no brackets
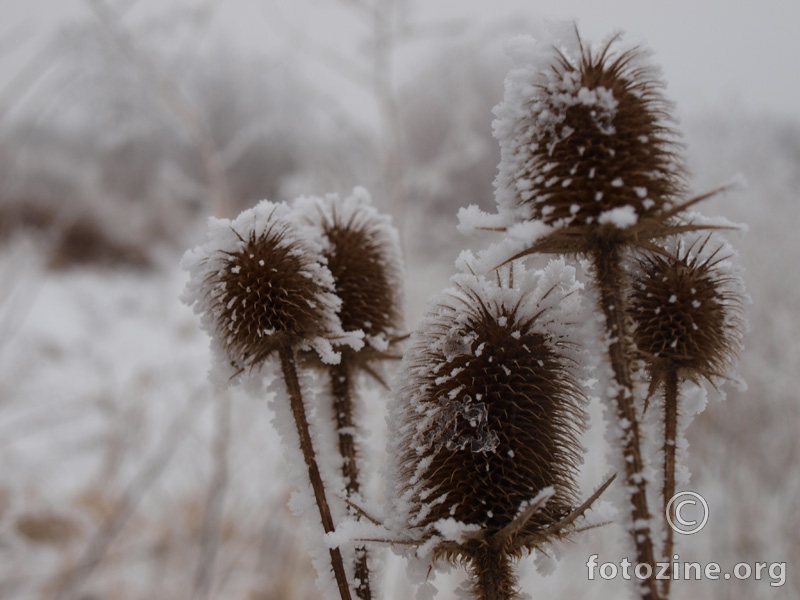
295,187,404,353
388,257,589,560
461,26,692,255
629,232,746,388
181,200,361,380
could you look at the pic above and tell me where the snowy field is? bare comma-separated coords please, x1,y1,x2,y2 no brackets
1,3,799,600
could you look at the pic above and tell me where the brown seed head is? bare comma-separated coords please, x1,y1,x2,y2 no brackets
297,189,404,346
390,260,586,552
495,28,686,231
629,234,746,385
182,201,354,377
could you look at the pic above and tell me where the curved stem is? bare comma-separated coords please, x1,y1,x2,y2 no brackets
278,345,353,600
592,246,661,600
661,367,679,598
330,361,372,600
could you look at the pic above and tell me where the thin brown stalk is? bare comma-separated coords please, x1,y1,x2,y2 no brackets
278,344,353,600
330,361,372,600
661,367,679,598
467,541,518,600
592,246,660,600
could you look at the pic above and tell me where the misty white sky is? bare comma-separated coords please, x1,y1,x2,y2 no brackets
4,0,800,127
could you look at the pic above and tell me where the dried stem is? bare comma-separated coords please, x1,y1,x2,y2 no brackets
278,344,353,600
591,245,660,600
661,367,679,598
466,541,518,600
330,361,372,600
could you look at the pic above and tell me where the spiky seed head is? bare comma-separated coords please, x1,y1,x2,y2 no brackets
182,200,360,379
388,258,587,553
485,27,687,250
295,188,404,350
629,233,746,385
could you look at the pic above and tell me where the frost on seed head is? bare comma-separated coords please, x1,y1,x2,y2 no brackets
629,231,747,388
294,187,405,354
386,257,590,557
460,25,688,255
493,27,685,227
180,200,362,382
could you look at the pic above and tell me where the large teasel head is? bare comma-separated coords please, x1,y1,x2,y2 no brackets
387,257,591,570
181,200,361,379
295,188,404,360
629,232,747,388
460,26,722,258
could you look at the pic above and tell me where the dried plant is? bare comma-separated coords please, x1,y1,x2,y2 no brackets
296,189,405,600
386,258,610,600
182,200,364,600
177,24,748,600
629,232,746,595
458,26,747,600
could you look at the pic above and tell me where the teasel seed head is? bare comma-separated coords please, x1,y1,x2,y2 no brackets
387,257,589,560
295,188,404,357
629,232,746,388
181,200,362,380
460,26,711,260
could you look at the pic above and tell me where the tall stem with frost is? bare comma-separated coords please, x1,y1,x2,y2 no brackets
280,345,353,600
592,247,660,600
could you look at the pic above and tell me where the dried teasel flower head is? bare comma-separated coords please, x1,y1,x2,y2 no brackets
459,25,704,257
181,200,363,381
629,231,747,388
295,188,404,355
386,256,591,564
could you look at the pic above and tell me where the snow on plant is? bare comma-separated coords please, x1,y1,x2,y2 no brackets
628,230,746,596
457,25,748,600
181,199,365,600
181,200,362,380
295,188,405,600
179,24,747,600
383,256,613,599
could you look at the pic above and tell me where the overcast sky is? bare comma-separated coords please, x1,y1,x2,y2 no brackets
4,0,800,126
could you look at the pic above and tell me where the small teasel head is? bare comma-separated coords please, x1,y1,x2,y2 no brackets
181,200,361,379
387,256,589,560
295,187,404,354
463,25,691,255
629,232,746,387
